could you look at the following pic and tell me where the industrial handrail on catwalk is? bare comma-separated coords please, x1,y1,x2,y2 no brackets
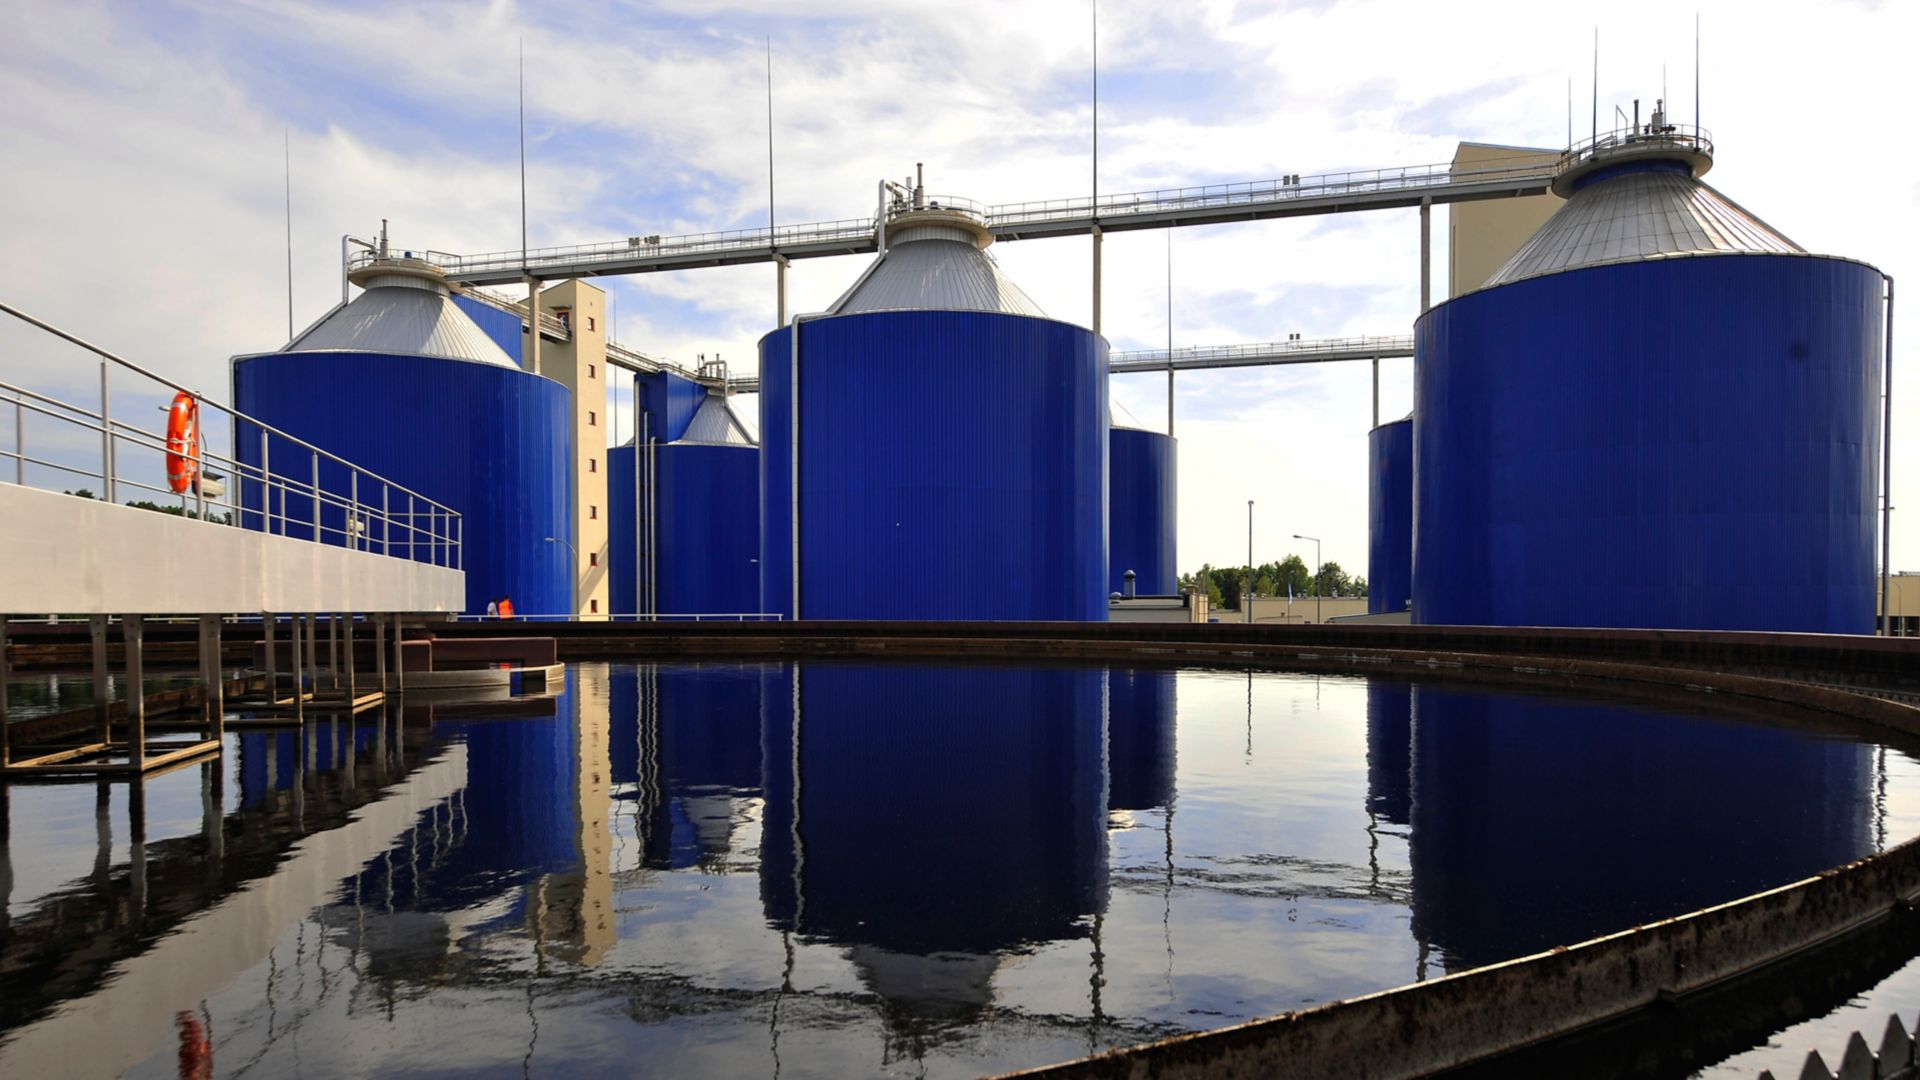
0,300,464,569
354,149,1561,287
1110,335,1415,372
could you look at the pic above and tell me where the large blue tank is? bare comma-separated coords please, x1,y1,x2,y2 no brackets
1367,415,1413,615
609,385,760,617
233,267,572,616
1110,421,1177,596
1414,141,1884,631
758,209,1108,621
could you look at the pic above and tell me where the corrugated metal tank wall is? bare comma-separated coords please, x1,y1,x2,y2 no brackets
449,294,527,362
1414,254,1883,630
611,371,760,618
1367,417,1413,615
234,351,573,616
759,312,1108,620
1109,426,1177,596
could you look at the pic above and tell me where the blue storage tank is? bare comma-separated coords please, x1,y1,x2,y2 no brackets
609,387,760,617
1414,135,1885,631
1110,413,1177,596
1367,415,1413,616
233,264,572,616
758,206,1108,620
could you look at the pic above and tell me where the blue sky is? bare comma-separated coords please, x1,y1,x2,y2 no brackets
2,0,1915,576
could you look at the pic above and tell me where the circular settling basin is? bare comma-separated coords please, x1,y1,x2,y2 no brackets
1,660,1915,1079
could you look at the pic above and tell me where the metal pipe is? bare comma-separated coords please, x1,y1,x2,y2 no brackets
1883,274,1896,635
1091,227,1104,336
787,312,833,620
12,392,22,485
638,412,648,618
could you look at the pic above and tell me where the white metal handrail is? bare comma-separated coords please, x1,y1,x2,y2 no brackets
1110,335,1415,370
0,300,463,570
1560,123,1712,172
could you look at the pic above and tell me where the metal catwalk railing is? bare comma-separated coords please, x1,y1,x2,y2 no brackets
352,149,1560,287
0,300,463,569
1110,335,1415,372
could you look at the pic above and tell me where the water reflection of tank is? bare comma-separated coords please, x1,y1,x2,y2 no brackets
341,668,610,960
1108,668,1177,812
609,663,769,870
1407,686,1875,971
1364,681,1413,827
759,663,1109,1003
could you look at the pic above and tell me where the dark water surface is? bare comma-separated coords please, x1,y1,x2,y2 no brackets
1,662,1915,1078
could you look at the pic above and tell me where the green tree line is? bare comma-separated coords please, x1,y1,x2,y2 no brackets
1180,556,1366,610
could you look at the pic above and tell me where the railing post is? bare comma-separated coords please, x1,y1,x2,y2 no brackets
260,428,271,534
382,484,390,556
455,514,462,570
99,360,114,503
350,470,359,551
310,451,320,542
12,392,22,485
407,494,415,561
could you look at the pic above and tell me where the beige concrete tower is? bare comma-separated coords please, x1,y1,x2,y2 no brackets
1448,143,1563,298
527,280,611,619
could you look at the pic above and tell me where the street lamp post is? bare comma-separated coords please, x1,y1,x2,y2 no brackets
544,535,577,618
1246,500,1254,624
1294,533,1321,625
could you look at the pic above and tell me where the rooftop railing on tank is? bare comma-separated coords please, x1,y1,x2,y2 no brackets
1559,124,1713,173
0,300,463,571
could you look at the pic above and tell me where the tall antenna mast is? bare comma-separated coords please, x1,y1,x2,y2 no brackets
1566,77,1572,147
284,128,293,341
1694,13,1701,132
1091,0,1098,206
519,37,528,272
766,37,776,240
1591,26,1599,142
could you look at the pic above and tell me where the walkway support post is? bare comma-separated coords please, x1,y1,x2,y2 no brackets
390,615,406,694
344,613,356,701
290,613,305,721
123,615,145,767
375,613,388,693
0,615,10,769
264,612,278,705
90,614,110,744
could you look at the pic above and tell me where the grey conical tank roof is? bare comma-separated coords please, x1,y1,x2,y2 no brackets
829,214,1047,318
287,269,519,367
1484,163,1802,289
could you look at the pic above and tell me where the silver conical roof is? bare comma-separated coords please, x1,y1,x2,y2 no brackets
676,395,756,447
288,270,519,367
622,394,757,449
829,214,1046,318
1485,163,1802,288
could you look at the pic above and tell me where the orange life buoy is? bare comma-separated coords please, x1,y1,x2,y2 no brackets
166,392,200,494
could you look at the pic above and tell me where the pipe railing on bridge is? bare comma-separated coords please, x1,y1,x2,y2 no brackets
0,300,463,570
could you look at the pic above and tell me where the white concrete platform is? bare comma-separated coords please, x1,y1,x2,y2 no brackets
0,484,463,615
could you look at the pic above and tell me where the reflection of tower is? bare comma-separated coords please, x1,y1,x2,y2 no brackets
531,662,613,966
760,663,1109,1027
1407,686,1876,972
1365,681,1412,827
1107,668,1176,812
610,663,768,870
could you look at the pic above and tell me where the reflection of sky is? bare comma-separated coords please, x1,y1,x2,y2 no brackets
2,662,1909,1078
